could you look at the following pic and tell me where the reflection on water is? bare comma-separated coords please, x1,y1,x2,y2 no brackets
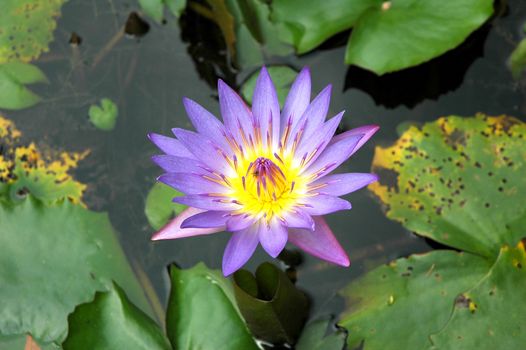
7,0,526,320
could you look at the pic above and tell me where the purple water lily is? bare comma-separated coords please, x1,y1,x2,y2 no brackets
149,67,378,276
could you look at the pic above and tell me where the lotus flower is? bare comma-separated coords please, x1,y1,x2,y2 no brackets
149,67,378,276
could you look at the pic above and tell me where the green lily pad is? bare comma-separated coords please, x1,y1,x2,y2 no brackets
430,242,526,348
271,0,493,75
144,182,186,230
233,262,309,345
339,250,492,350
296,318,346,350
166,263,259,350
139,0,187,22
369,115,526,258
0,62,48,110
508,37,526,79
88,98,118,131
63,283,170,350
241,66,297,107
0,0,66,64
0,199,151,344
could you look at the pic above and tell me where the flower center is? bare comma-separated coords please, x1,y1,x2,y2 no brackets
246,157,288,201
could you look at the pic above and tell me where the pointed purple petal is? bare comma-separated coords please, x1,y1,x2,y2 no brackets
172,128,231,174
218,80,254,145
226,214,257,231
158,173,228,195
288,84,332,151
183,98,231,151
252,67,280,149
181,210,230,228
309,173,378,196
258,219,288,258
148,133,194,158
329,124,379,157
151,155,209,174
301,194,352,215
288,216,349,266
173,194,240,211
295,111,343,168
222,228,259,276
151,207,223,241
280,67,311,136
281,209,315,230
302,133,364,178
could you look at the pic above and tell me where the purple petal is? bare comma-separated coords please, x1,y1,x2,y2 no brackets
252,67,280,149
294,111,343,168
181,210,230,228
309,173,378,196
148,133,194,158
301,194,352,215
287,85,332,151
218,80,254,145
183,98,231,151
151,207,223,241
226,214,257,231
158,173,228,195
281,209,315,230
151,155,209,174
280,67,311,136
172,128,231,174
288,216,349,266
329,124,379,157
302,133,364,179
222,228,259,276
173,194,240,211
258,219,288,258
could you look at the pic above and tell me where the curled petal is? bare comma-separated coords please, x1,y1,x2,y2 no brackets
258,219,288,258
301,194,352,215
222,228,259,276
309,173,378,196
151,207,224,241
148,133,194,158
288,216,349,266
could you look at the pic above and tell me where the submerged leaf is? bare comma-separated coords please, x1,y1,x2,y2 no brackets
166,263,259,350
430,242,526,348
339,250,491,350
63,283,170,350
0,62,47,110
88,98,118,131
233,262,309,345
144,182,186,230
0,0,66,63
369,115,526,258
0,199,151,344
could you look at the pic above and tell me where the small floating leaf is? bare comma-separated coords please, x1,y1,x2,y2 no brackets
166,263,259,350
88,98,118,131
63,283,170,350
0,62,47,110
339,251,491,350
144,182,186,230
369,115,526,258
233,262,309,345
430,243,526,348
241,66,297,107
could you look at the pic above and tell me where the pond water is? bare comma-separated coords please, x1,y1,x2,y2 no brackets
8,0,526,324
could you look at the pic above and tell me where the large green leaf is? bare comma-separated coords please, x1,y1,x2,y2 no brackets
144,182,185,230
0,0,66,63
339,250,492,350
233,262,309,345
63,283,170,350
271,0,493,75
295,318,346,350
369,115,526,258
0,62,47,110
166,263,259,350
0,199,150,344
430,243,526,348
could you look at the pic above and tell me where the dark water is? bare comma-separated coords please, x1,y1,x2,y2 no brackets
9,0,526,322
